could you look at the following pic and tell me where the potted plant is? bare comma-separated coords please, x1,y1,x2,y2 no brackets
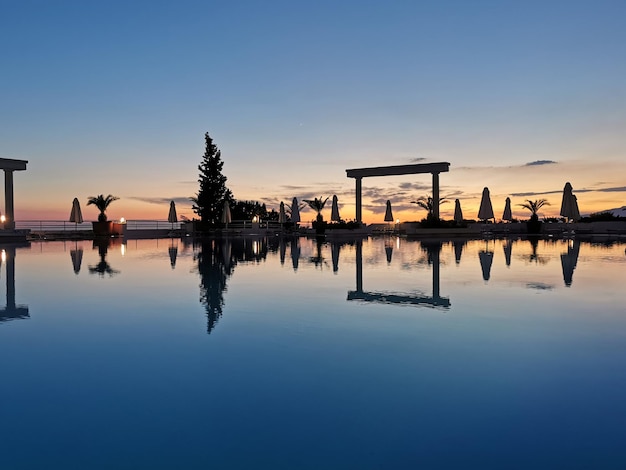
88,194,120,236
412,195,449,227
518,199,550,234
304,196,329,235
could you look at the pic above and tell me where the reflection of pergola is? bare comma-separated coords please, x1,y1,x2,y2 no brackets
346,240,450,308
0,158,28,230
0,245,29,322
346,162,450,224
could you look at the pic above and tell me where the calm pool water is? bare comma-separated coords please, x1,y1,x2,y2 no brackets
1,236,625,469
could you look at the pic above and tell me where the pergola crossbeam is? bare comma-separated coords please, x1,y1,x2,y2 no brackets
346,162,450,223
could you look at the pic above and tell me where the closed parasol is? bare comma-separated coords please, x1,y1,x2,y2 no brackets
384,200,394,222
560,182,574,221
168,200,178,230
571,195,580,221
291,198,301,224
502,197,513,221
454,199,463,223
478,187,495,222
331,195,340,222
221,200,232,225
69,198,83,228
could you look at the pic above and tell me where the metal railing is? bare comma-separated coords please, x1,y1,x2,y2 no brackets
16,219,313,233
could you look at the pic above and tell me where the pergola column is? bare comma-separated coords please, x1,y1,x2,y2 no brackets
0,159,28,231
4,170,15,230
355,177,362,224
432,171,440,220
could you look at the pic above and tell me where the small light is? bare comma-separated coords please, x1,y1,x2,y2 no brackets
119,217,126,224
121,243,126,256
396,219,400,224
1,250,5,262
0,215,6,223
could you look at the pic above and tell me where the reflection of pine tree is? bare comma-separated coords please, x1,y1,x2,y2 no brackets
196,237,270,334
197,240,234,334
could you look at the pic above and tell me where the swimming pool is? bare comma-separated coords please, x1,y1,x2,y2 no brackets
1,236,625,469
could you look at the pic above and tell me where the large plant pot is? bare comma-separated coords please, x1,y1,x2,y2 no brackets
526,219,542,234
92,221,114,236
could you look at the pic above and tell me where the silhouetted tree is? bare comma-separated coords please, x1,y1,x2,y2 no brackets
230,200,267,220
191,133,233,225
518,199,550,222
304,197,329,223
87,194,119,222
412,195,448,223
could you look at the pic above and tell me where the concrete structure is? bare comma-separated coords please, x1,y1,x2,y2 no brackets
0,158,28,230
346,162,450,224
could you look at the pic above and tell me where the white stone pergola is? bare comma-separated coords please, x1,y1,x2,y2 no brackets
346,162,450,224
0,158,28,230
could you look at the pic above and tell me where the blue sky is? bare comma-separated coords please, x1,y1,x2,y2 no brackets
1,0,625,222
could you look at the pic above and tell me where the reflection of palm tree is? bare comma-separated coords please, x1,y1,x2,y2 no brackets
309,238,327,268
89,240,120,277
528,238,548,264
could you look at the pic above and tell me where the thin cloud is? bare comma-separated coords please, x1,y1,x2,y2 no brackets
409,157,427,163
525,160,557,166
597,186,626,193
398,182,431,191
128,196,192,205
510,185,626,197
510,190,563,197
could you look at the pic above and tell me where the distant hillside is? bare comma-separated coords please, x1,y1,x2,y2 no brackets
595,206,626,217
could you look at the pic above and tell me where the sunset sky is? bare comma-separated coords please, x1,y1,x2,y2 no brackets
1,0,625,224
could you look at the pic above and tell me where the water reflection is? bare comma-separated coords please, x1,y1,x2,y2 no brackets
197,239,233,334
503,238,513,267
452,239,465,264
309,237,327,269
0,244,29,322
196,237,271,333
168,239,178,269
527,238,548,264
479,240,494,281
89,239,120,277
70,243,83,274
384,237,393,264
561,239,580,287
348,240,450,308
290,237,300,271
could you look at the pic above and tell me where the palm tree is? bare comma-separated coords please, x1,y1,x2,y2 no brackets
303,197,329,223
87,194,119,222
517,199,550,222
411,195,448,222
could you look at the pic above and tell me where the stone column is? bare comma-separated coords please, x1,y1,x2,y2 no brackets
4,170,15,230
432,172,440,220
355,240,363,293
355,177,362,224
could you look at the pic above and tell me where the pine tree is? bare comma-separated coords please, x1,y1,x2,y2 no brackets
192,132,232,225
